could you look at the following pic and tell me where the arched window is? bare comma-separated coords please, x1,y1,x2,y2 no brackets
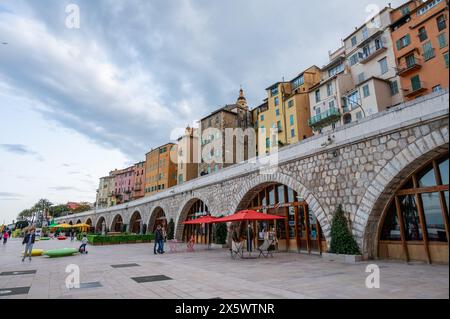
379,154,449,263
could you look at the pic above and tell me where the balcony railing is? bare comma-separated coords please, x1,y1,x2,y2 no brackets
404,81,427,97
396,58,422,76
359,43,387,64
308,107,341,129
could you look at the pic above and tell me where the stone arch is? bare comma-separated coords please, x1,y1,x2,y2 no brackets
356,129,449,259
69,220,73,225
76,219,82,224
148,206,167,234
232,171,331,241
175,195,212,240
85,218,92,226
110,214,124,232
95,216,106,233
129,210,143,234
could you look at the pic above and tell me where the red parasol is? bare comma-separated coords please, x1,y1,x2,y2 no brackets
213,210,286,223
182,215,218,225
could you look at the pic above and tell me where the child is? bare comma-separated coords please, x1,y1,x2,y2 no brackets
3,231,8,244
79,234,88,254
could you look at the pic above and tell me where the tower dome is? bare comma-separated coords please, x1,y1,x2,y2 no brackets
236,86,247,108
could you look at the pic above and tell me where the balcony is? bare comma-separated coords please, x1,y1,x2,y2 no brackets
308,107,341,129
404,81,427,98
396,58,422,76
359,45,387,64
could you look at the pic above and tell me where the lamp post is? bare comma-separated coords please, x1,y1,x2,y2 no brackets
344,96,366,118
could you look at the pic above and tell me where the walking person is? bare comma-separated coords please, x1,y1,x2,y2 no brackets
22,229,36,262
8,229,12,239
3,231,9,245
70,229,75,242
153,225,164,254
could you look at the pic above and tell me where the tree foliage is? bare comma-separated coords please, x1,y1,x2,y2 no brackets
48,204,69,218
71,204,91,214
15,220,29,230
214,222,228,245
329,205,360,255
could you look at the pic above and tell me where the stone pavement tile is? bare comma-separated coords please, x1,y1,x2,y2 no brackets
1,239,448,299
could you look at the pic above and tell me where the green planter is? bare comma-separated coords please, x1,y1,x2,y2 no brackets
87,234,154,245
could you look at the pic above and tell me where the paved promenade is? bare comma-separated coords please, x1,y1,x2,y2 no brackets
0,238,448,299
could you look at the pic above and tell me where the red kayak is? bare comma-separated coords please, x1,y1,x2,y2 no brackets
57,236,67,240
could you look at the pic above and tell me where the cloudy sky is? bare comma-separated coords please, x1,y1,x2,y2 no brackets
0,0,403,224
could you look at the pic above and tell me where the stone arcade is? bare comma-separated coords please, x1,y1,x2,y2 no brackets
57,90,449,263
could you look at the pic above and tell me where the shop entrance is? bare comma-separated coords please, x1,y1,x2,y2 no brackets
245,183,326,254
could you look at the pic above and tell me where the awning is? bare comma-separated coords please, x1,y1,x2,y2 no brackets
182,215,218,225
213,210,286,223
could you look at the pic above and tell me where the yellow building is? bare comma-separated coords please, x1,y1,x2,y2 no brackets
257,66,321,153
144,143,178,196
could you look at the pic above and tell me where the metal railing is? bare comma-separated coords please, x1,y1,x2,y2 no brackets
405,81,427,96
308,107,340,127
396,57,423,75
358,42,387,63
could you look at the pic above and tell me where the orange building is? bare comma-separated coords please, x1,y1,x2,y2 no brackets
390,0,449,100
144,143,178,196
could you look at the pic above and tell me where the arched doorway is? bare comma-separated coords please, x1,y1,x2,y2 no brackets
76,219,82,224
111,214,123,233
236,182,326,254
149,207,166,233
85,218,93,233
129,211,142,234
69,221,73,225
181,199,210,244
378,154,449,264
95,216,106,233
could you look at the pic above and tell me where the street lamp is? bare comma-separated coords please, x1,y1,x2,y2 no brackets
343,96,367,118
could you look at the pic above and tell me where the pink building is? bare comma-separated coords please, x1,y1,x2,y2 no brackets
133,161,145,200
114,166,135,204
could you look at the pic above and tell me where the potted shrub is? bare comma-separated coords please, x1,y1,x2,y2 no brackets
167,219,175,240
212,222,228,248
323,205,362,263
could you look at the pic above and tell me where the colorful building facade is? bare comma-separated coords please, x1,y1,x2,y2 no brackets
390,0,449,100
144,143,178,196
133,161,145,199
177,126,199,184
113,166,135,204
308,47,354,133
260,66,320,151
199,88,253,176
342,6,404,118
